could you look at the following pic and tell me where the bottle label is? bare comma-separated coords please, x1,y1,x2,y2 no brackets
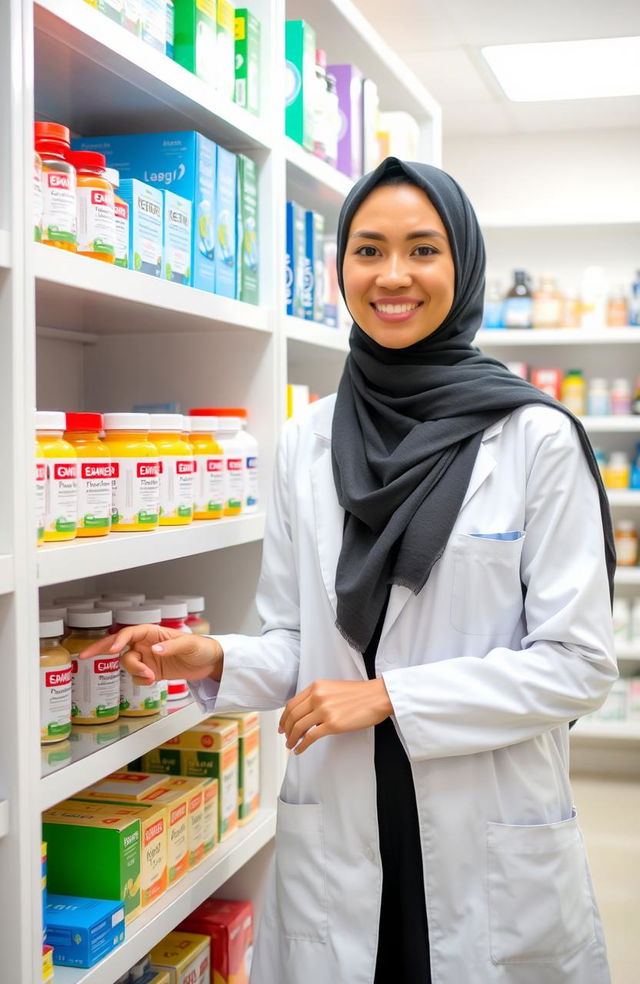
114,200,129,268
77,186,115,256
119,667,161,713
502,297,533,328
110,458,159,527
194,454,224,516
46,460,78,534
36,459,46,540
42,170,77,245
34,162,43,241
159,456,195,520
78,459,112,530
246,455,259,507
225,457,245,510
71,655,120,721
40,664,72,740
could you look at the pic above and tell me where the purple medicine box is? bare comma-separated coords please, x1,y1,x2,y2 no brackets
327,63,363,179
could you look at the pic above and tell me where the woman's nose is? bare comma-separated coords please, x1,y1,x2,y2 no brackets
375,256,412,289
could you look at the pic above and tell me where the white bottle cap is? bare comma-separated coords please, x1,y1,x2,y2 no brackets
39,618,64,638
95,600,135,614
616,519,636,533
66,608,113,629
145,599,188,620
589,378,608,390
215,417,243,432
104,166,119,189
612,378,631,391
116,606,162,625
53,595,100,607
164,594,205,613
182,416,192,433
148,414,185,432
101,592,146,605
36,411,66,431
39,606,67,621
189,415,218,432
609,452,630,466
103,413,150,431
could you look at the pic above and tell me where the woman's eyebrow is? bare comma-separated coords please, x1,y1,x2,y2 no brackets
349,229,446,242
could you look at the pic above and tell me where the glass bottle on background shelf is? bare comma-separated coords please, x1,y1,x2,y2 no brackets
532,274,563,329
580,265,606,330
560,369,586,416
563,286,582,328
502,270,533,329
610,378,632,416
606,286,629,327
531,368,562,400
615,520,638,566
587,378,610,417
481,280,503,329
630,270,640,327
606,451,631,489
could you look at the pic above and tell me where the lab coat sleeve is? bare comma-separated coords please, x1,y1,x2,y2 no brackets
190,422,301,713
382,413,618,761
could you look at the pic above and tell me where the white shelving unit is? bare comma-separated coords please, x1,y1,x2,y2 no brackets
0,0,441,979
477,328,640,347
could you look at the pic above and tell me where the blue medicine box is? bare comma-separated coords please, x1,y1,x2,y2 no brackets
303,210,325,322
163,189,193,285
45,894,125,967
118,179,163,278
285,201,306,318
215,145,237,298
73,131,217,293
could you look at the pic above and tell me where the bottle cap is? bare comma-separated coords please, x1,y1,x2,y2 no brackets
68,150,107,171
95,600,135,614
104,167,120,189
616,519,636,533
103,413,150,430
36,411,66,431
53,595,100,607
188,415,218,432
190,408,247,418
66,608,113,629
145,599,188,620
148,414,185,432
116,606,162,626
34,122,71,148
567,369,583,376
39,606,67,621
101,592,146,605
164,594,205,613
65,412,104,431
181,416,192,433
589,378,607,389
612,378,631,390
609,452,630,466
39,618,65,638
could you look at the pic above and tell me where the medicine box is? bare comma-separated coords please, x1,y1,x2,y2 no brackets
150,931,210,984
45,894,125,968
141,0,166,52
234,9,260,115
303,210,325,323
147,774,217,869
123,1,141,37
179,898,253,984
43,801,142,923
236,154,259,305
173,0,217,85
216,712,260,824
138,971,171,984
163,188,193,285
118,178,163,278
42,944,54,983
285,20,316,150
285,201,306,317
215,145,237,298
73,131,217,293
327,63,364,179
79,771,168,802
216,0,236,100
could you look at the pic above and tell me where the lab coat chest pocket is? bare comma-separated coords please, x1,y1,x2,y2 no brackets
487,810,595,965
275,797,328,942
450,532,525,636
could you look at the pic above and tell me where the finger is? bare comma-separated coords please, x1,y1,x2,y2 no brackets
280,693,314,739
278,686,312,733
79,631,122,660
286,709,321,750
294,722,330,755
121,649,156,684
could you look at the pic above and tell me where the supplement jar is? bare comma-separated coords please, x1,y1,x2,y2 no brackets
36,411,78,542
187,415,224,521
104,167,129,269
148,414,195,526
34,150,43,242
40,618,72,745
34,122,77,252
116,606,163,717
68,151,116,263
164,595,210,635
103,413,160,532
191,408,245,516
36,439,46,546
64,608,120,725
64,412,112,537
615,520,638,567
145,599,191,701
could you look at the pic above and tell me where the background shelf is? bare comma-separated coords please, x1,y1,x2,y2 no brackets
571,719,640,742
477,328,640,347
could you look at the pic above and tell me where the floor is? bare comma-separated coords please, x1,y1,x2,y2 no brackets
572,775,639,983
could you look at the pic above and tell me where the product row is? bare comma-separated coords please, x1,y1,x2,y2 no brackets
505,365,640,417
34,124,258,303
285,19,419,178
482,268,640,330
42,713,259,969
83,1,260,116
36,410,259,545
584,677,640,724
285,202,340,325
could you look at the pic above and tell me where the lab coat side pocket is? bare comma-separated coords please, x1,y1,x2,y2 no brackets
450,532,526,636
487,809,596,965
275,797,328,943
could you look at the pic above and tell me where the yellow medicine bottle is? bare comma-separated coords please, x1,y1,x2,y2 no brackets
68,150,116,263
36,439,46,546
149,414,195,526
64,608,120,725
40,618,72,745
102,413,160,532
187,415,225,520
64,412,112,538
36,411,78,542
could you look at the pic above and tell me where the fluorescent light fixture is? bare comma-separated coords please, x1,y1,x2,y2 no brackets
482,36,640,102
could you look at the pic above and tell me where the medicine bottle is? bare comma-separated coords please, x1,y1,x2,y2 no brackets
533,275,563,329
116,606,163,717
145,599,191,701
101,592,147,606
68,151,116,263
148,414,195,526
34,150,43,242
34,122,77,251
104,166,129,269
36,411,78,542
606,452,631,490
40,618,72,745
610,378,632,416
587,378,610,417
187,415,225,520
237,409,259,513
502,270,533,330
64,413,112,537
36,438,46,546
614,520,638,567
103,413,160,532
191,408,245,516
64,608,120,725
606,287,629,328
95,600,138,631
164,595,210,635
560,370,586,416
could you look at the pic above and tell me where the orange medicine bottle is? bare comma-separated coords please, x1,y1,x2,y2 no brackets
148,414,195,526
64,412,112,537
34,122,77,251
187,415,225,520
102,413,160,532
68,151,116,263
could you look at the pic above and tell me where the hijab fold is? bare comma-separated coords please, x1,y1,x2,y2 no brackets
331,157,615,654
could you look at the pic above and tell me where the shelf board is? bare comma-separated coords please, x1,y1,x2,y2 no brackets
285,316,349,354
37,513,265,587
53,807,277,984
479,213,640,229
40,700,205,811
35,244,270,336
285,138,353,219
614,567,640,585
607,491,640,507
571,719,640,741
477,328,640,346
614,643,640,661
0,228,10,268
582,416,640,433
0,554,14,594
34,0,271,152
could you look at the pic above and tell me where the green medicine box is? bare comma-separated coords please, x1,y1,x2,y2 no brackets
285,19,316,150
236,154,259,305
173,0,217,86
234,9,260,116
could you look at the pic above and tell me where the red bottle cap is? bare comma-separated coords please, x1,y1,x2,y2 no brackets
65,412,104,431
67,151,107,171
189,408,247,417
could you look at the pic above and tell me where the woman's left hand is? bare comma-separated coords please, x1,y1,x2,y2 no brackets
278,678,393,755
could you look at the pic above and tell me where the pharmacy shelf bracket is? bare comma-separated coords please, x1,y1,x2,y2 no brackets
0,800,8,840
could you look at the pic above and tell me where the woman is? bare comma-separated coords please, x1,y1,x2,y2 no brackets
83,158,617,983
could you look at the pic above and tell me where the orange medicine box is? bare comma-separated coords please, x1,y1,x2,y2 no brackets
214,713,260,824
80,770,169,802
148,775,217,869
150,931,210,984
179,898,253,984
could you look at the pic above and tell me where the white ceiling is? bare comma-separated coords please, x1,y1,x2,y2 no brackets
353,0,640,135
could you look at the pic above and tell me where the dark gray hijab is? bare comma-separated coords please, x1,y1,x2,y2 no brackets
331,156,615,653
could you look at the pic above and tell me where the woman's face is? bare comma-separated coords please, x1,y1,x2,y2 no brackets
343,183,455,349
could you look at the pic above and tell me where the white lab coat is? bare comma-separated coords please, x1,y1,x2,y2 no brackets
194,394,617,984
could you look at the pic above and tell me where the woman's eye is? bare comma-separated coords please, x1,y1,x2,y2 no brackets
413,245,438,257
355,245,379,257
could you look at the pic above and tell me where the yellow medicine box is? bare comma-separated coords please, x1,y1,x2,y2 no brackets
150,931,210,984
153,775,218,868
80,770,168,802
215,713,260,824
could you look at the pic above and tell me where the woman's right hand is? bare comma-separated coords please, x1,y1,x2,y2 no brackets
79,624,224,686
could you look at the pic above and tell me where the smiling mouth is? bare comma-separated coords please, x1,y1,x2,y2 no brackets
371,301,423,314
